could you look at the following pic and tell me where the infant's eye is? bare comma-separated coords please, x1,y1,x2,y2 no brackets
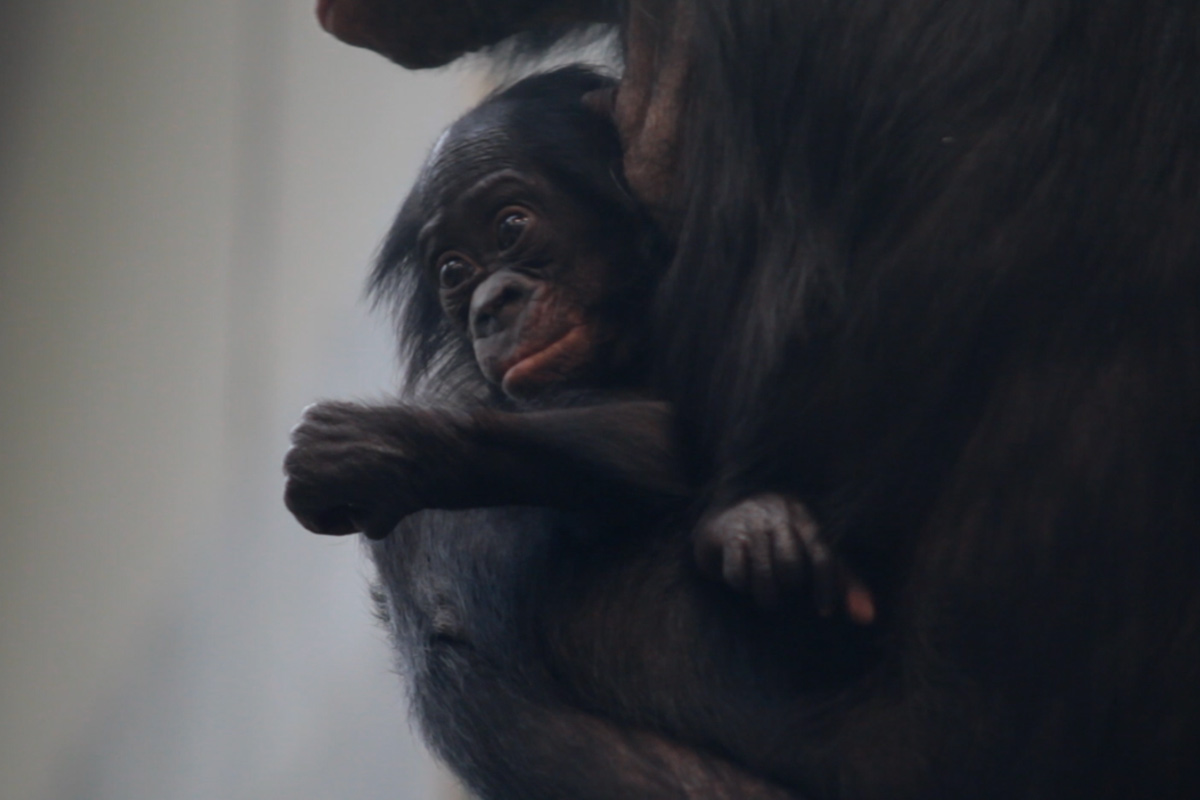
496,209,530,250
438,255,478,290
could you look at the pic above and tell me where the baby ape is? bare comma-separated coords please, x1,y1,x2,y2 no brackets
285,68,874,798
286,67,870,616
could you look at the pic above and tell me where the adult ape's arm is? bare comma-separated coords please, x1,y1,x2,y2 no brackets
284,399,688,538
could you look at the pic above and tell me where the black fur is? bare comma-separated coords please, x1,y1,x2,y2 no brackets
656,4,1200,797
307,3,1200,798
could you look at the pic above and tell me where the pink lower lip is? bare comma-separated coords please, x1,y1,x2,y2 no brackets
501,325,588,393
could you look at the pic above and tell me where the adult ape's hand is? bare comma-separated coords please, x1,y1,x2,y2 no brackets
315,0,615,68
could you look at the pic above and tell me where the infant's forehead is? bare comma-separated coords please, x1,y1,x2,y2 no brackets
426,138,503,187
433,112,510,165
421,109,526,198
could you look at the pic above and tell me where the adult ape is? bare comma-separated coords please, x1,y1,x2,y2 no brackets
287,67,873,798
309,1,1200,798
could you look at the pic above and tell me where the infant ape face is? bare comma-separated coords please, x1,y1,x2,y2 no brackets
402,79,658,402
419,158,619,399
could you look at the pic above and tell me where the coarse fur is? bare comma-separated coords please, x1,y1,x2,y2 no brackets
655,5,1200,797
307,1,1200,798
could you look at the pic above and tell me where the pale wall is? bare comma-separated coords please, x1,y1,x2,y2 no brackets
0,2,475,798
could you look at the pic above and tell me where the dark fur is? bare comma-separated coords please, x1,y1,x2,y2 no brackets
287,70,829,797
655,5,1200,797
308,2,1200,798
362,70,862,799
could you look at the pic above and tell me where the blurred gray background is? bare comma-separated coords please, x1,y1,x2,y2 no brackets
0,1,480,798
